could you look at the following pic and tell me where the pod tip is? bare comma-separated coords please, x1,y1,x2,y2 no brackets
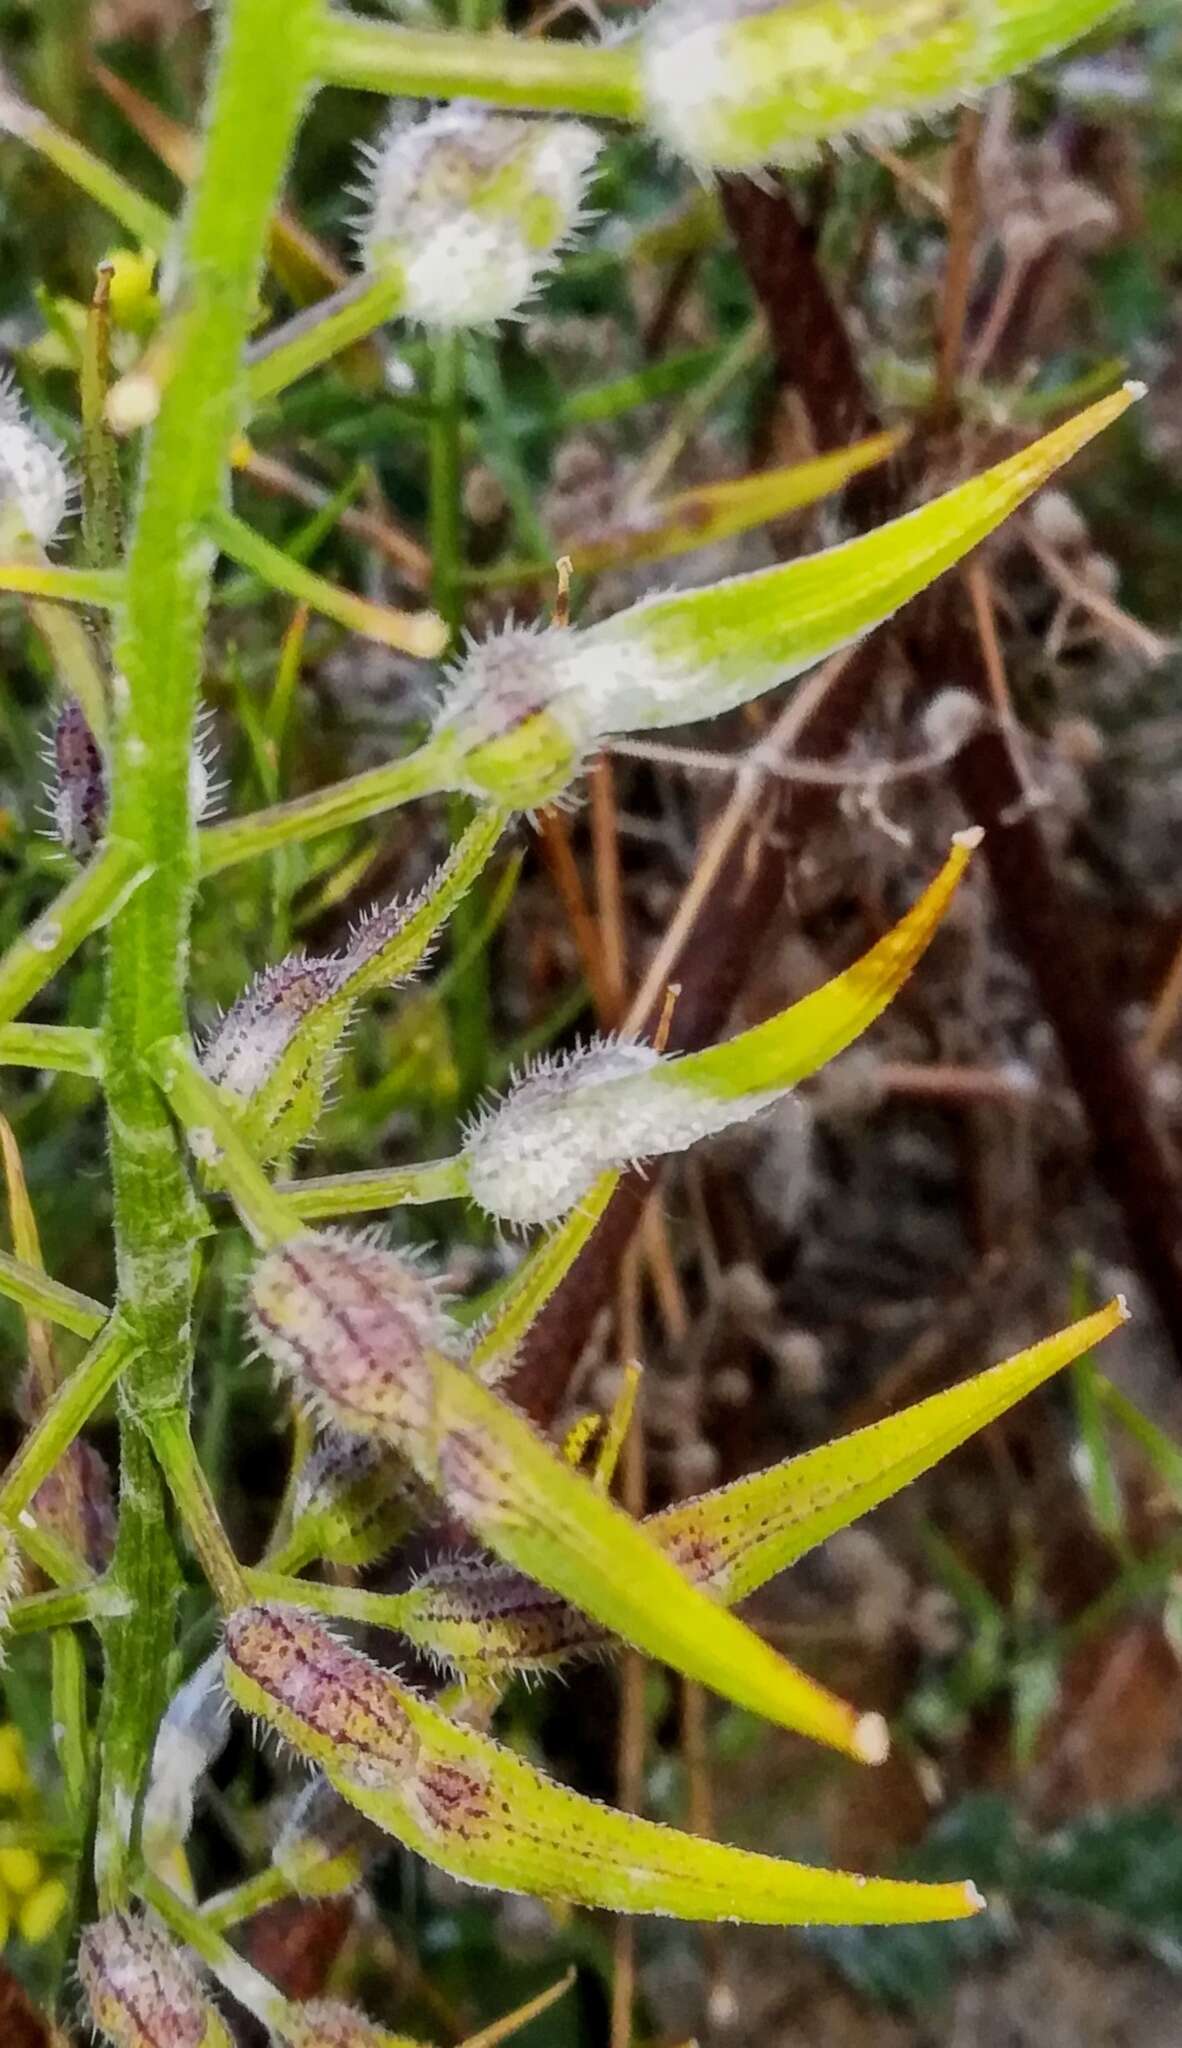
853,1711,890,1766
952,824,985,852
1123,379,1147,403
963,1879,988,1914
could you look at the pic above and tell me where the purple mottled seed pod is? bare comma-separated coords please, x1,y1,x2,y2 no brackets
50,698,106,859
78,1911,233,2048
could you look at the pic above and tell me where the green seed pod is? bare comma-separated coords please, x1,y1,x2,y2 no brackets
641,0,1126,170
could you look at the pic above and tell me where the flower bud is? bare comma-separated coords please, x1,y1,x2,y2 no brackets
48,699,106,860
273,1780,373,1897
33,1439,116,1572
289,1430,419,1568
277,1998,409,2048
202,955,342,1103
641,0,1124,169
0,1524,24,1659
249,1231,449,1439
461,834,979,1224
0,375,73,549
462,1041,673,1225
223,1603,420,1785
433,621,592,804
399,1556,602,1681
78,1912,233,2048
359,106,600,329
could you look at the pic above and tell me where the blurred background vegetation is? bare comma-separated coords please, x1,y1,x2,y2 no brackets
1,2,1182,2042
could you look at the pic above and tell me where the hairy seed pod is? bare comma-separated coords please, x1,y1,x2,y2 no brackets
78,1912,233,2048
276,1997,414,2048
0,1522,24,1660
433,621,593,804
0,374,73,548
274,1779,374,1897
359,106,600,328
289,1430,420,1569
399,1556,602,1680
33,1439,116,1572
250,1230,449,1439
49,698,107,859
640,0,1125,170
224,1604,979,1925
224,1604,421,1786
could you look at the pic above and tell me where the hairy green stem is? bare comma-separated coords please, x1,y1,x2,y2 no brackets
148,1035,300,1248
246,270,406,407
0,1024,101,1076
148,1409,249,1611
0,563,123,604
0,1249,106,1336
9,1581,124,1635
197,735,456,874
318,10,643,119
279,1154,469,1218
95,0,320,1909
209,505,446,656
0,840,149,1029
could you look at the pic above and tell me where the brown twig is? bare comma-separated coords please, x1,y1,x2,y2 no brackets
933,109,983,426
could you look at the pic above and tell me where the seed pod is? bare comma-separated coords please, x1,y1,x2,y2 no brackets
433,388,1136,778
78,1912,233,2048
276,1997,415,2048
641,0,1125,170
203,813,501,1160
274,1780,373,1897
0,1523,24,1660
398,1556,599,1681
224,1602,979,1926
0,374,73,548
48,698,107,859
359,106,600,328
461,836,977,1224
32,1439,116,1573
433,621,592,804
288,1431,420,1569
247,1233,883,1760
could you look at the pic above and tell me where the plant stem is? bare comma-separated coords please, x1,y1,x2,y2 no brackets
318,12,644,120
197,735,457,875
8,1581,123,1634
430,333,490,1109
203,1865,295,1932
0,840,150,1029
278,1154,469,1219
0,1317,136,1521
1,98,173,248
246,270,406,407
0,1024,101,1076
0,1248,106,1336
95,0,320,1911
209,505,446,656
28,599,110,742
246,1567,415,1634
148,1035,297,1248
148,1409,248,1611
0,563,123,604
